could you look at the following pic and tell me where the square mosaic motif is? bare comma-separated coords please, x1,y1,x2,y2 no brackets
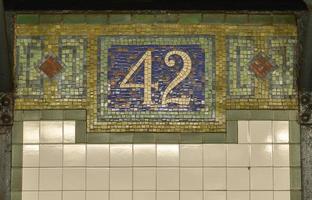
14,19,298,133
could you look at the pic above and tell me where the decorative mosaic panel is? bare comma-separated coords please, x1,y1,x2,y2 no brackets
14,14,298,133
98,36,215,122
58,36,88,98
226,36,255,98
15,36,44,98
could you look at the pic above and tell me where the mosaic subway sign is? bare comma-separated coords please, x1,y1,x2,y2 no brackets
14,14,298,133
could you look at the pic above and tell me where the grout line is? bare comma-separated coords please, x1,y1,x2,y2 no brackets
132,144,134,200
61,121,64,200
37,120,41,200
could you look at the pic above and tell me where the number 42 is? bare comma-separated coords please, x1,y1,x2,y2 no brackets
120,50,192,106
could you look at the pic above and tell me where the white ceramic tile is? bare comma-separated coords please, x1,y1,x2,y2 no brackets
273,121,289,143
22,168,39,190
274,168,290,190
86,168,109,190
63,144,86,166
274,191,290,200
204,167,226,190
180,191,202,200
86,144,109,167
110,191,132,200
157,191,179,200
110,168,132,190
39,191,62,200
133,191,156,200
110,144,132,166
40,121,63,143
238,121,250,143
180,144,203,166
133,167,156,190
63,168,85,190
63,191,85,200
227,144,250,166
250,167,273,190
86,191,109,200
157,168,179,190
22,191,38,200
133,144,156,166
227,168,250,190
250,144,272,166
39,168,62,190
180,168,203,190
204,191,226,200
23,145,39,167
23,121,39,143
63,121,75,143
203,144,226,166
227,191,249,200
251,191,273,200
273,144,290,166
249,121,272,143
157,144,179,166
39,144,62,167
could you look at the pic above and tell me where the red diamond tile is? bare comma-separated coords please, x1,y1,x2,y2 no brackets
39,56,63,78
249,53,276,79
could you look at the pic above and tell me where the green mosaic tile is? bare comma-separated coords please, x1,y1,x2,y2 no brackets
290,191,302,200
226,121,238,143
39,14,63,24
75,120,87,143
41,110,64,120
225,14,248,24
250,110,274,120
110,133,133,144
12,145,23,167
133,133,157,144
273,14,296,24
87,133,110,143
227,110,252,120
11,192,22,200
13,111,23,122
249,14,273,25
290,167,302,190
289,110,298,120
178,14,202,24
12,122,23,144
202,14,225,23
155,14,179,23
86,14,108,24
63,14,86,24
290,121,300,144
290,144,301,167
11,168,22,192
16,14,39,24
273,110,290,120
202,133,226,143
157,133,181,144
64,110,86,120
132,14,155,23
109,14,131,24
181,133,203,144
23,110,41,121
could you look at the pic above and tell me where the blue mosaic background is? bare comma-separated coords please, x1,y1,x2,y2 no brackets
108,45,205,112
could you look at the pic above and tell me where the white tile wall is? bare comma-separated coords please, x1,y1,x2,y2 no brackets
20,120,295,200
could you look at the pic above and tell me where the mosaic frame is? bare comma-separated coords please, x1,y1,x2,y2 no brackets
14,14,298,133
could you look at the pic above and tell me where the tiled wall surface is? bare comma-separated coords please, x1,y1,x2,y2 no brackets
12,119,301,200
14,14,298,133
